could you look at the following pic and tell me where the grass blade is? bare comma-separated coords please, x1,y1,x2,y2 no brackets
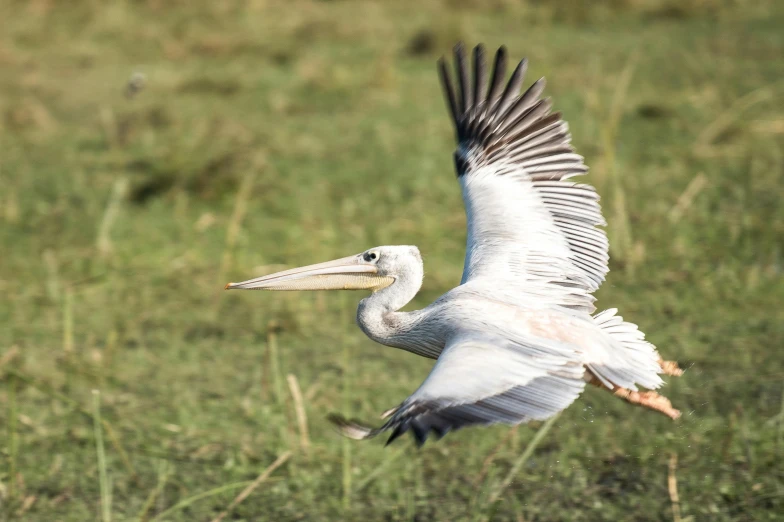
287,373,310,454
7,368,137,480
668,453,683,522
92,390,112,522
341,294,353,512
7,372,18,502
354,445,406,494
208,451,292,522
136,460,171,522
96,177,129,258
486,413,560,506
149,481,257,522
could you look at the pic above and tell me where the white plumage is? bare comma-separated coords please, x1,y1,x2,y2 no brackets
226,43,683,446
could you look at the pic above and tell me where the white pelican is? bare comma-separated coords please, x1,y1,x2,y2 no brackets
226,43,683,445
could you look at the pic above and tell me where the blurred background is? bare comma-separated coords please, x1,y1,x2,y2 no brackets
1,0,783,520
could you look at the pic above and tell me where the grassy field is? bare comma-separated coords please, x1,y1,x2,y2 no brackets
1,0,783,520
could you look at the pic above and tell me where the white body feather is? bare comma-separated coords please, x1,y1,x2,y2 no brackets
341,44,672,444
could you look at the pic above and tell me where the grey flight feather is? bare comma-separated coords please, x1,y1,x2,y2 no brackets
472,45,488,111
330,330,586,446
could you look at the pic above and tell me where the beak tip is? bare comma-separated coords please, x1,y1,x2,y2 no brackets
224,283,233,290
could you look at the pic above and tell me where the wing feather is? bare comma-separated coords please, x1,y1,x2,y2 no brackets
497,79,547,134
472,45,488,109
440,44,609,311
329,331,586,446
454,43,472,116
495,58,528,123
486,47,508,107
503,96,553,136
437,57,460,126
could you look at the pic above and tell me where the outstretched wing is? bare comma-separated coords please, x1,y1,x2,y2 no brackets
440,44,609,313
330,330,586,446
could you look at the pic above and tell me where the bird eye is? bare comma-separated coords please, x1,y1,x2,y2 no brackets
363,251,379,262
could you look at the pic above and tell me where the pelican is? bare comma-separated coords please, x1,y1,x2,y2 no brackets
226,44,683,445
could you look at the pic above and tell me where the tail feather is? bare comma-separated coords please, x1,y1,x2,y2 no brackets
589,308,666,391
590,308,682,419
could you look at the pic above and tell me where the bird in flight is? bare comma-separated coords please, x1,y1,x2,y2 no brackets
226,43,683,446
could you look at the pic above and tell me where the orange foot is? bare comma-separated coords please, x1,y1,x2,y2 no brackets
659,359,684,376
614,387,681,420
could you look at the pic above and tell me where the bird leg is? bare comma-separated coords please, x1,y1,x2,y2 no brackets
585,371,682,420
659,359,683,376
612,387,681,420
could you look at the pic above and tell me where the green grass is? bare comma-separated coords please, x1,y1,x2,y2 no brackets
1,0,783,520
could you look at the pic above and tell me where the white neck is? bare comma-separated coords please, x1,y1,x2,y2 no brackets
356,258,424,347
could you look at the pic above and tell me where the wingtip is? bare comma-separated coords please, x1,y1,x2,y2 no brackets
327,413,377,440
385,426,405,446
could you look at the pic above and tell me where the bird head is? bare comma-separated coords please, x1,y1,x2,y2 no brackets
225,245,421,293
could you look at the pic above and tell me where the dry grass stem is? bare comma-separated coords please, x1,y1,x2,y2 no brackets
304,377,324,402
7,372,18,501
97,177,129,257
16,495,37,516
669,173,708,223
695,82,784,153
487,413,560,505
601,52,638,265
217,158,263,289
474,425,520,488
92,390,112,522
149,480,260,522
136,461,171,522
101,421,138,482
209,451,292,522
0,345,20,371
668,453,682,522
43,249,60,301
287,373,311,453
268,326,284,407
750,119,784,134
63,289,73,354
607,51,639,143
100,107,118,149
354,446,407,494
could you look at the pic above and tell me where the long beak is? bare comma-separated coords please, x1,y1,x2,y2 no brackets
225,255,394,292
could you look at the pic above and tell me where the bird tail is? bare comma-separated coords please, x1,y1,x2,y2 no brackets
591,308,683,387
590,308,683,419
